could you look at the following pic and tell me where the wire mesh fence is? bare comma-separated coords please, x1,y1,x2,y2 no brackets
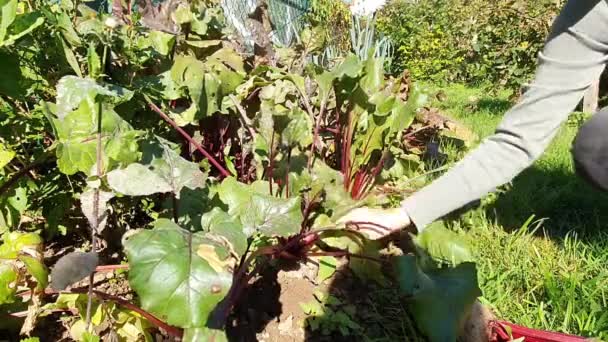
88,0,171,13
84,0,391,70
221,0,311,51
87,0,311,50
268,0,310,46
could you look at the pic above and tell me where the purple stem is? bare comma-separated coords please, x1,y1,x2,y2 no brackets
146,98,232,178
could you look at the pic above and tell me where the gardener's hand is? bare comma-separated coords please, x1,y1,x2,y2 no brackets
337,207,414,240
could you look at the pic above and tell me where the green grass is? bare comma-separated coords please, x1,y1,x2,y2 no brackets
427,83,608,339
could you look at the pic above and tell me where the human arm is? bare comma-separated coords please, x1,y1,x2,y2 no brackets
341,0,608,236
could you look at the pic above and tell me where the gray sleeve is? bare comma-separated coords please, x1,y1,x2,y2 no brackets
401,0,608,231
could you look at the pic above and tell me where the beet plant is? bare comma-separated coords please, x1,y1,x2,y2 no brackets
0,1,482,341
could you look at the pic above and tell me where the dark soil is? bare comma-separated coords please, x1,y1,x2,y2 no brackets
226,260,319,342
226,253,425,342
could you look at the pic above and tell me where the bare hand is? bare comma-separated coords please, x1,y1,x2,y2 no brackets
336,207,413,240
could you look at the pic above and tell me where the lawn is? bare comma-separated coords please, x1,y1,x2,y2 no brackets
428,84,608,339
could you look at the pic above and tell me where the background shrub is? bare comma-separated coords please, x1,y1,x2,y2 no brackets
376,0,563,91
307,0,352,53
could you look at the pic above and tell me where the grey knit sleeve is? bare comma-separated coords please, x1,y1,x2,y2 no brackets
401,0,608,231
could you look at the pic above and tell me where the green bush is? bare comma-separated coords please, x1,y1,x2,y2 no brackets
377,0,563,91
307,0,352,53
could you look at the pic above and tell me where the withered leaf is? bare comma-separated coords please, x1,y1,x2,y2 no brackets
50,251,99,291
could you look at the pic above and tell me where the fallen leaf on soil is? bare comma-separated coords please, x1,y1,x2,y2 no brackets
20,291,42,336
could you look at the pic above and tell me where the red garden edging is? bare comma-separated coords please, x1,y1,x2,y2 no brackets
492,321,588,342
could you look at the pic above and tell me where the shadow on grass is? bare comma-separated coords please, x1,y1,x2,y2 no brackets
473,98,512,115
482,165,608,241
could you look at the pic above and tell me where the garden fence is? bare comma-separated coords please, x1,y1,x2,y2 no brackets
221,0,310,50
88,0,311,50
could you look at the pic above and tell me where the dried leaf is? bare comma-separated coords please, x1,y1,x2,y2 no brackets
80,189,115,233
20,291,42,336
196,244,233,273
137,0,181,34
50,251,99,290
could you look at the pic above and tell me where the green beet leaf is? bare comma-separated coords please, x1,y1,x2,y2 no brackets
0,263,17,304
0,50,26,98
350,112,391,169
108,163,173,195
359,57,384,96
185,39,221,49
394,255,482,342
216,177,269,208
208,47,245,75
107,136,206,197
18,337,40,342
284,74,307,101
183,328,228,342
299,26,325,53
322,231,386,284
316,256,337,283
414,221,473,267
259,79,297,105
332,54,362,79
0,231,47,303
0,144,14,169
281,108,313,148
54,99,141,176
54,76,133,120
164,187,211,231
240,193,302,237
252,108,275,161
2,11,44,46
0,0,17,43
81,332,100,342
217,177,302,237
315,71,335,103
0,231,42,259
200,208,247,257
170,56,206,120
149,30,175,56
0,186,33,232
20,255,48,290
388,86,426,137
123,219,233,329
7,186,27,213
169,52,242,122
